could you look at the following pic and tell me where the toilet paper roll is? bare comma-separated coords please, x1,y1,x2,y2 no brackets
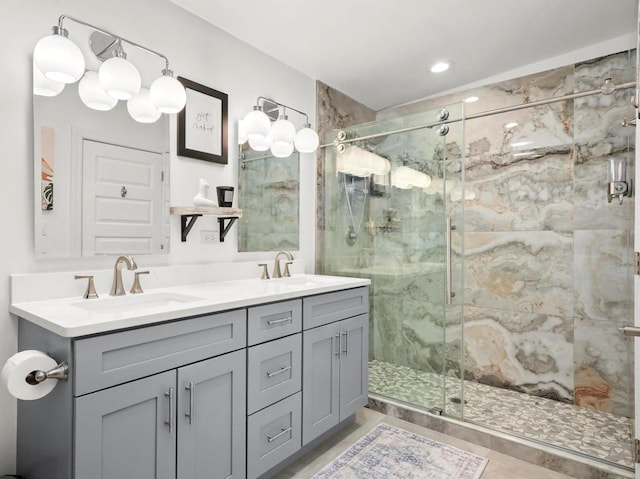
1,350,59,400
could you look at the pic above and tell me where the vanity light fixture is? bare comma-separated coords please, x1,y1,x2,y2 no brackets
33,14,186,122
241,97,319,155
98,40,141,100
463,96,479,103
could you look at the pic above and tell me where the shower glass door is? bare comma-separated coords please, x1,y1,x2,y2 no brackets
318,103,465,417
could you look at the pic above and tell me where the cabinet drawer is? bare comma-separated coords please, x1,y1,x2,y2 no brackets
247,334,301,414
303,286,369,330
74,309,247,396
247,392,301,479
248,299,302,346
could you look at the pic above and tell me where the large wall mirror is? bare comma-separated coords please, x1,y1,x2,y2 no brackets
237,147,299,252
33,68,170,258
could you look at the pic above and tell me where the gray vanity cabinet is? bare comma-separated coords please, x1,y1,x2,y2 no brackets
16,285,368,479
75,370,177,479
177,350,246,479
301,287,369,446
74,349,246,479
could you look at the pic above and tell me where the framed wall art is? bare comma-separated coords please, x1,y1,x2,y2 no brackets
177,77,228,164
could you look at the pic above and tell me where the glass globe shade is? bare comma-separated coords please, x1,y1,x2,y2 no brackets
78,71,117,111
238,120,248,145
34,32,85,84
33,63,65,97
243,108,271,140
99,56,141,100
150,74,186,113
294,127,319,153
127,88,162,123
271,142,294,158
248,134,273,152
270,118,296,147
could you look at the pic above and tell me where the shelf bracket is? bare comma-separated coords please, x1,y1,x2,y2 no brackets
180,214,202,242
218,217,238,242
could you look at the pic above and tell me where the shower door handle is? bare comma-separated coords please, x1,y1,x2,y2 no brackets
620,326,640,337
445,216,456,305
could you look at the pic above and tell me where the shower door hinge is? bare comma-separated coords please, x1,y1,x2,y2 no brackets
635,252,640,275
634,438,640,463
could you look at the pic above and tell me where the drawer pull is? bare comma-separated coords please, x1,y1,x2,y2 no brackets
185,381,195,425
267,316,293,326
342,330,349,356
164,387,174,434
267,426,292,443
334,333,341,356
267,365,292,378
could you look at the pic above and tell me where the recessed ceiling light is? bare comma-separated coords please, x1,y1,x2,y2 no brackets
504,122,519,129
464,96,479,103
430,61,450,73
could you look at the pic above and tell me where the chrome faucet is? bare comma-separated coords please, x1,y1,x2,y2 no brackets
272,251,293,279
110,255,138,296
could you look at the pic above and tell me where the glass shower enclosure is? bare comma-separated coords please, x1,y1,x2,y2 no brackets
318,104,466,418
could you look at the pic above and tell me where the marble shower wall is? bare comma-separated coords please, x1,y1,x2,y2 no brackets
317,49,636,418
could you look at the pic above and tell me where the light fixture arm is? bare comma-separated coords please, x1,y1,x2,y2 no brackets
57,14,171,71
256,96,310,125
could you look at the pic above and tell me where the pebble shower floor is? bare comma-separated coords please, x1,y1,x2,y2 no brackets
369,359,633,469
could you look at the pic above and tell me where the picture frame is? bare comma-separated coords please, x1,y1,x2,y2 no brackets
177,77,228,164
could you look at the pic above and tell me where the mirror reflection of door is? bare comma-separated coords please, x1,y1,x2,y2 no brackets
82,140,164,256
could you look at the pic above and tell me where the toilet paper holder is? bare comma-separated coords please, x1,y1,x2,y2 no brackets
24,362,68,386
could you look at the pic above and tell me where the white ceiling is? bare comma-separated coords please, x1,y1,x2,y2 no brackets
170,0,638,111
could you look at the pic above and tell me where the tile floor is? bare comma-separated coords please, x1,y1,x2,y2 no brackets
369,360,634,469
275,407,578,478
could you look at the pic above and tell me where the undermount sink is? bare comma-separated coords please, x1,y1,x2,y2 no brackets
71,292,204,315
274,275,347,288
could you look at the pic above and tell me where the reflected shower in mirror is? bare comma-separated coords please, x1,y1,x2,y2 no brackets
238,147,299,252
34,71,170,258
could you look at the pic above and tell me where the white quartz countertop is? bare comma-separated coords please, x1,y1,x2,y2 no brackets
10,274,370,338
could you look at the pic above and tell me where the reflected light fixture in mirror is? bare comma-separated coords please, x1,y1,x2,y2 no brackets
33,61,66,97
33,14,186,123
78,71,117,111
241,97,319,156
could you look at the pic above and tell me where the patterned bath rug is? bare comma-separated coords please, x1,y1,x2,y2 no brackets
311,423,488,479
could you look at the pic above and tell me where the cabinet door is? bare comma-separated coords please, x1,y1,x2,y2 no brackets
177,349,247,479
75,370,176,479
302,321,341,446
339,313,369,420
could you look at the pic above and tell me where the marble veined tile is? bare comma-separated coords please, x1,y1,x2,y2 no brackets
464,231,573,317
464,150,574,233
573,51,635,231
462,306,574,402
574,316,632,418
573,230,632,323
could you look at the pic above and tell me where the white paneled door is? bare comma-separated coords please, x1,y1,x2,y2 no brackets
82,140,164,256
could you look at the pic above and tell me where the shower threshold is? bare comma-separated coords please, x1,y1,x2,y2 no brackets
368,360,633,477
